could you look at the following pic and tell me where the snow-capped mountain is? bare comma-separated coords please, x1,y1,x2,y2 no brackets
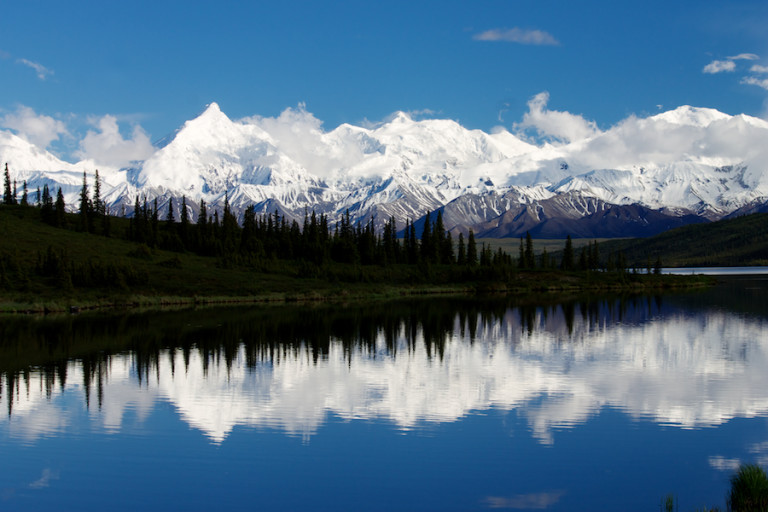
2,102,768,237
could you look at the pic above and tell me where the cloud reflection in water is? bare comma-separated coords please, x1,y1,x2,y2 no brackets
2,302,768,446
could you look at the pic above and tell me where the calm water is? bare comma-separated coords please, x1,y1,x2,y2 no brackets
2,279,768,511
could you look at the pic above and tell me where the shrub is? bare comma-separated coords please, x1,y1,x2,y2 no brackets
728,464,768,512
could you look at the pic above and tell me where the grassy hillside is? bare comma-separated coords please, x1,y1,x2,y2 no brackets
0,205,711,312
594,213,768,267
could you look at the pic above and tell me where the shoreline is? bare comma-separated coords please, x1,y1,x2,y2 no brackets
0,272,715,315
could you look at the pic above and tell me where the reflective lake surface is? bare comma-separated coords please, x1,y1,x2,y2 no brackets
2,277,768,511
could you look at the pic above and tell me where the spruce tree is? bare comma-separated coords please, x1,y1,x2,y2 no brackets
41,185,53,224
179,196,189,246
525,232,535,269
3,163,13,205
561,235,574,271
420,211,433,263
93,170,103,216
55,188,66,228
166,197,175,224
79,171,90,232
20,181,28,206
467,230,478,266
457,232,466,265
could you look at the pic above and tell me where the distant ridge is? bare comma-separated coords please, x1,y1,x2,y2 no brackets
3,103,768,238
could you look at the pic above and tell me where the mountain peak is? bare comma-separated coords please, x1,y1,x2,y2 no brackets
390,111,412,123
651,105,730,127
194,102,229,122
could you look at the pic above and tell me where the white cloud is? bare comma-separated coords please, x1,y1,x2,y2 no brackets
750,64,768,74
473,27,559,46
16,58,54,80
729,53,759,61
75,115,155,168
29,468,59,489
703,59,736,74
704,54,761,77
514,92,599,143
567,104,768,174
483,491,565,509
708,456,742,471
0,105,69,148
241,104,369,180
742,76,768,91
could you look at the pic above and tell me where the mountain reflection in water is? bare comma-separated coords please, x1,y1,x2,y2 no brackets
2,291,768,445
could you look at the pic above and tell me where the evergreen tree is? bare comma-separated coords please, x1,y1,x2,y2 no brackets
54,188,66,228
434,211,450,264
3,163,13,205
578,246,588,271
467,230,478,266
539,247,550,269
561,235,574,271
654,256,663,275
407,219,418,264
443,231,454,265
79,171,90,232
92,170,103,216
41,185,53,224
151,198,159,246
420,211,433,263
166,197,175,224
20,181,29,206
457,232,466,265
525,232,535,269
589,241,600,270
179,196,189,246
221,192,239,253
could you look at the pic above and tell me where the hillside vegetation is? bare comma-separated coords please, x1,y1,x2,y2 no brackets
0,200,711,312
594,212,768,267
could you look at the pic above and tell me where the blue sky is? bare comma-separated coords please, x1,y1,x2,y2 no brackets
2,0,768,163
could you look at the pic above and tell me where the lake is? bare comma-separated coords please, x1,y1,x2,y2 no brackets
2,277,768,511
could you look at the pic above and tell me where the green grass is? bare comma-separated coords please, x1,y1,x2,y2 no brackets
589,213,768,267
0,205,712,312
479,237,617,255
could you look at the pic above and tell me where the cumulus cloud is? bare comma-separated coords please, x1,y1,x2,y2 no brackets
514,92,599,143
75,115,155,168
703,59,736,74
17,58,54,80
568,104,768,173
704,53,762,80
0,105,69,148
473,27,559,46
742,76,768,90
242,104,367,179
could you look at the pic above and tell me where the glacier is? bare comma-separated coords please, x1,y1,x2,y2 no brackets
2,102,768,238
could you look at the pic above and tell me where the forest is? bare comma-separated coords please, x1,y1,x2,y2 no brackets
0,165,707,309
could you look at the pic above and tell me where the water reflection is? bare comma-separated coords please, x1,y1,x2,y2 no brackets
2,291,768,445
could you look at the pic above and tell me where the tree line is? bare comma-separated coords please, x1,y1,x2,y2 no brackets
2,163,646,275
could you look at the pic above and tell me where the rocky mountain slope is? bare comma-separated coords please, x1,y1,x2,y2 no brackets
3,102,768,238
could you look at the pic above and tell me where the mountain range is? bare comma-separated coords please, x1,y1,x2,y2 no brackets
3,102,768,238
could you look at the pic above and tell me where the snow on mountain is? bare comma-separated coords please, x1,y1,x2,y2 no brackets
2,102,768,236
